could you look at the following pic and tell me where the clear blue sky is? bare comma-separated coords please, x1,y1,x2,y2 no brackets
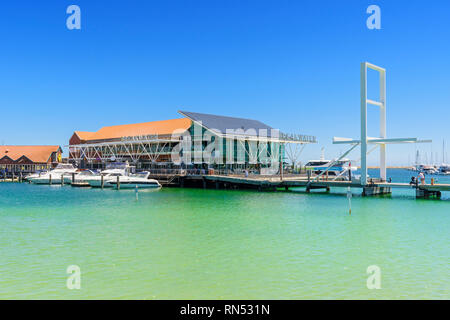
0,0,449,165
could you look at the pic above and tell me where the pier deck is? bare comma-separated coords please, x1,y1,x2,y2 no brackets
3,172,449,199
196,174,449,199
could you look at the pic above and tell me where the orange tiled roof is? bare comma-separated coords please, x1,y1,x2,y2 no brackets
74,131,95,141
84,118,192,142
0,145,61,163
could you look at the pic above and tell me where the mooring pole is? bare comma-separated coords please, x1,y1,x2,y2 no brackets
280,161,283,181
116,175,120,190
49,174,52,185
347,187,352,215
101,175,104,189
349,162,352,181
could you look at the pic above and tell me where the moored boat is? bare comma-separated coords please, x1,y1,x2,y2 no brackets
305,158,357,180
64,169,98,186
437,164,450,175
86,162,133,188
29,164,77,184
108,171,161,189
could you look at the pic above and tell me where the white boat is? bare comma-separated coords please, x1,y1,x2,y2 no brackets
107,171,161,189
25,170,48,181
417,165,438,175
305,158,357,180
30,164,77,184
438,164,450,175
63,169,97,184
86,162,133,188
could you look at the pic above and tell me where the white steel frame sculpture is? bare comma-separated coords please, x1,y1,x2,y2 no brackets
333,62,431,186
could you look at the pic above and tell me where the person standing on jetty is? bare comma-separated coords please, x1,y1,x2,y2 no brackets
418,172,425,185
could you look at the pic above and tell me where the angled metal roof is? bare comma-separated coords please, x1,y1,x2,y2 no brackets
178,110,276,137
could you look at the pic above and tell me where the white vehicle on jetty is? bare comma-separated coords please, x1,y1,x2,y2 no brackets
85,162,134,188
29,164,77,184
108,171,161,189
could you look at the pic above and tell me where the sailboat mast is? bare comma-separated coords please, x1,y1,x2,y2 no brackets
444,140,446,164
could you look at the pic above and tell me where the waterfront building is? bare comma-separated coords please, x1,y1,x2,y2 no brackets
68,111,315,172
0,145,62,174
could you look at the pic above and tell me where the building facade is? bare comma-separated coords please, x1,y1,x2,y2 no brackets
0,145,62,174
68,111,316,172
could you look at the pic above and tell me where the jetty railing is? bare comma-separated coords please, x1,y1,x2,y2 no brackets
145,168,310,179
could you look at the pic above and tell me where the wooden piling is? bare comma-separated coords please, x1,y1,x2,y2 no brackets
49,174,52,185
280,162,283,181
116,175,120,190
101,175,104,189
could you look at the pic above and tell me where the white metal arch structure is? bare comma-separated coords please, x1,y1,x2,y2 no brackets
333,62,431,186
362,62,386,184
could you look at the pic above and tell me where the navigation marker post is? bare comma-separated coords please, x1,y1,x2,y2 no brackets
347,187,352,215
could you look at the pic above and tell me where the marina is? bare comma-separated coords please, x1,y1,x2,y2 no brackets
1,174,448,299
2,63,447,200
6,168,449,199
1,1,449,302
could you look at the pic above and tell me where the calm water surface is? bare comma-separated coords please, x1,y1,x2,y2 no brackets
0,169,448,299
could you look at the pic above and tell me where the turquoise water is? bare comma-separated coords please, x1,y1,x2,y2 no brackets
0,169,448,299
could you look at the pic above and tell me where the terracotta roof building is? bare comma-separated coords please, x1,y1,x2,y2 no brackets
69,118,191,145
68,111,314,170
0,145,62,174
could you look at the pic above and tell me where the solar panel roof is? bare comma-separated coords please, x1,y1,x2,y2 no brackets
178,111,277,137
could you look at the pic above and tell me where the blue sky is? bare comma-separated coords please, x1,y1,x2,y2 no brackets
0,0,449,165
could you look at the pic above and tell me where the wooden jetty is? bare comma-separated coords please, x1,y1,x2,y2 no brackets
3,170,448,200
147,171,449,199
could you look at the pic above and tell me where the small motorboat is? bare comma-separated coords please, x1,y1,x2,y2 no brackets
419,165,438,175
108,171,161,189
86,162,133,188
437,164,450,175
24,170,48,181
30,164,77,184
305,158,357,180
64,169,97,186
